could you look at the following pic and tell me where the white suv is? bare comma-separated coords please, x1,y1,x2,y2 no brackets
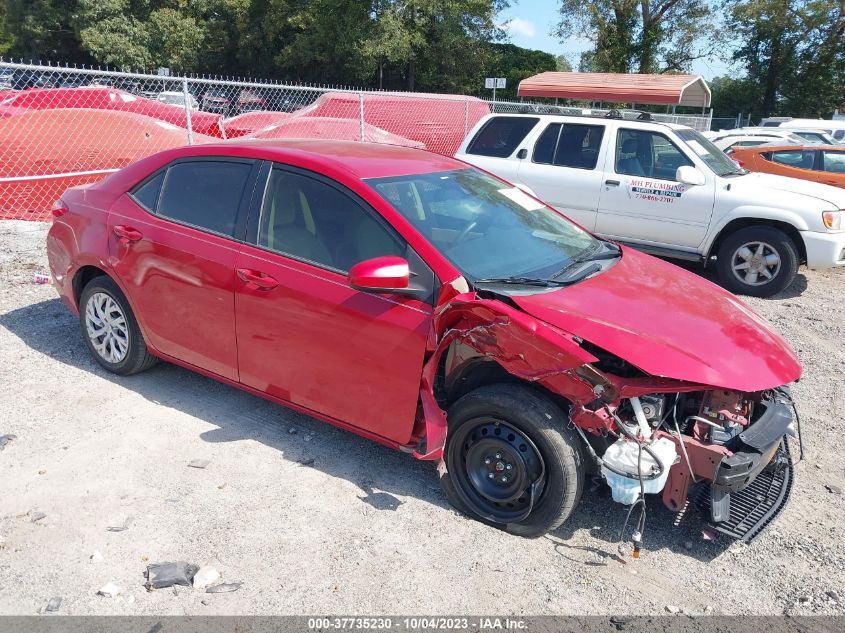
456,113,845,296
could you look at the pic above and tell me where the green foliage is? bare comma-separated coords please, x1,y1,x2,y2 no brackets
726,0,845,117
480,43,557,100
709,75,764,118
555,0,722,74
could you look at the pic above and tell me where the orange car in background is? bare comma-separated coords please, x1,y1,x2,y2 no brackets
729,144,845,188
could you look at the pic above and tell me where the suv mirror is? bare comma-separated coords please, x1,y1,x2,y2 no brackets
676,165,706,186
348,256,410,293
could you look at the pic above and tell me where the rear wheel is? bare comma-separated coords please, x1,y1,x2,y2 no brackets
439,384,584,538
716,226,799,297
79,276,157,375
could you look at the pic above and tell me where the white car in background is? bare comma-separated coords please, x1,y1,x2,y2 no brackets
156,91,199,109
456,112,845,297
708,129,806,152
763,118,845,143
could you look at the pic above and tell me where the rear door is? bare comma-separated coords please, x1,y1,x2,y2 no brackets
108,157,259,380
595,127,715,249
763,149,821,182
233,164,434,444
515,120,606,230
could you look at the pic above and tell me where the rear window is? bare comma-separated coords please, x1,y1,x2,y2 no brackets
466,117,538,158
130,172,164,211
532,122,604,169
157,160,253,237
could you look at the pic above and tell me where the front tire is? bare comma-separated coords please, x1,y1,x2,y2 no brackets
439,384,585,538
716,226,799,297
79,276,157,375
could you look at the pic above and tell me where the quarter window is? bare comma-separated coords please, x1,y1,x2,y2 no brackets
466,117,539,158
130,172,164,211
615,129,693,180
258,169,405,272
532,123,604,169
822,151,845,174
157,161,253,237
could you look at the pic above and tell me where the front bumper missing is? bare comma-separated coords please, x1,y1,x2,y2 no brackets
694,440,793,541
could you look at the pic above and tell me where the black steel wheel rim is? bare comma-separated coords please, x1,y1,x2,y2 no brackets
448,417,546,523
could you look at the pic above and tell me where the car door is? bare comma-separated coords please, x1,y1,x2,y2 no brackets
233,164,434,445
762,149,820,182
819,149,845,187
108,157,259,381
595,127,716,249
515,121,606,231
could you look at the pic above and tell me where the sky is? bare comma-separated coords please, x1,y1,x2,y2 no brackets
498,1,732,80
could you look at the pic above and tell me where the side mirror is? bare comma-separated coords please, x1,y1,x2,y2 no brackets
348,256,410,293
676,165,706,186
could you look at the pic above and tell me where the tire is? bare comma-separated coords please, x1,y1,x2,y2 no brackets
79,275,157,375
439,384,585,538
715,226,799,297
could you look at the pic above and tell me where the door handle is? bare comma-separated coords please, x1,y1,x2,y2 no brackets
604,179,621,186
113,225,143,242
236,268,279,290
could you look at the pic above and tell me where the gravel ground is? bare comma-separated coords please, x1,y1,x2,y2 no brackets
1,219,844,616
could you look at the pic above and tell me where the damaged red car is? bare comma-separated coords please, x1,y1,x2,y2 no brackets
47,140,802,543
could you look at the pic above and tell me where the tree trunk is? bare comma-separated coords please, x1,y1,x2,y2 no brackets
408,57,414,91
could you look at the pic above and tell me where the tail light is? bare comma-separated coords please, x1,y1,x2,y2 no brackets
733,159,745,169
51,199,69,219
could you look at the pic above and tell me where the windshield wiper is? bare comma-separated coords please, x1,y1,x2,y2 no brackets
551,241,620,279
473,276,570,287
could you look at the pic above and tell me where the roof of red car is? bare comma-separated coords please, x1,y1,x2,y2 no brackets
193,139,466,179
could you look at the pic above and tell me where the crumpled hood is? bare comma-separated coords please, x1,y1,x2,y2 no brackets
512,248,801,392
732,172,845,209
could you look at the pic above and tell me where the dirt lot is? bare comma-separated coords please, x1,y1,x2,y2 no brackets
1,219,844,616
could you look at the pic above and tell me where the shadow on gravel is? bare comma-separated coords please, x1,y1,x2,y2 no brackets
2,298,733,558
666,259,809,299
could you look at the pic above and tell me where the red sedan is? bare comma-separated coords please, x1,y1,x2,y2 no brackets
47,140,801,542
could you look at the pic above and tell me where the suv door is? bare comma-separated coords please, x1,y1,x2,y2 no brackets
459,116,540,183
516,120,607,230
108,157,259,380
595,127,716,249
233,164,434,445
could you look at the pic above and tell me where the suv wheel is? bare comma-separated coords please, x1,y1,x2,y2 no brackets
716,226,799,297
439,384,584,538
79,276,157,375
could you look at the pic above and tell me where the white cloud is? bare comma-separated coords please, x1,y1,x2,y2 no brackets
503,17,537,38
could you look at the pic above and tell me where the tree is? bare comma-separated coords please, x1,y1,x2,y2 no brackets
554,54,572,72
726,0,845,117
4,0,88,62
708,75,764,118
480,43,556,100
555,0,721,73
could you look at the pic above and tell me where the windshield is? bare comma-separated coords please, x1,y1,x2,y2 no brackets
367,168,600,281
676,129,744,176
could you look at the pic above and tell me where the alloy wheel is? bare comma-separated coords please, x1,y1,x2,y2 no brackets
730,241,781,287
85,292,129,364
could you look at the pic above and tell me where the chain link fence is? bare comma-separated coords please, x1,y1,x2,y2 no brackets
0,60,714,222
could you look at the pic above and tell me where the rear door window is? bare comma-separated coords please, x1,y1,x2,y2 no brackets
130,172,164,211
532,122,604,169
157,160,254,237
466,117,539,158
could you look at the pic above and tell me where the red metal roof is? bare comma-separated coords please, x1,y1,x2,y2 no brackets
518,72,711,107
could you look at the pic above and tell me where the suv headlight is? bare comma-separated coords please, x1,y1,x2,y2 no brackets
823,210,843,230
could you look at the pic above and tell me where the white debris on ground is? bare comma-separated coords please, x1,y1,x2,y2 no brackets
0,219,844,615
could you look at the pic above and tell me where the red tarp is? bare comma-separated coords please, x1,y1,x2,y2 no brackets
249,116,425,148
298,92,490,155
0,108,215,221
223,111,292,138
0,87,226,137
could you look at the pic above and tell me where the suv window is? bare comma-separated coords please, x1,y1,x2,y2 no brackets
768,150,815,169
466,117,539,158
157,160,253,237
532,123,604,169
822,150,845,173
258,168,405,272
130,172,164,211
616,129,693,180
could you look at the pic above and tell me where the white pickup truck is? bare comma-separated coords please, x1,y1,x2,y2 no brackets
456,113,845,296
